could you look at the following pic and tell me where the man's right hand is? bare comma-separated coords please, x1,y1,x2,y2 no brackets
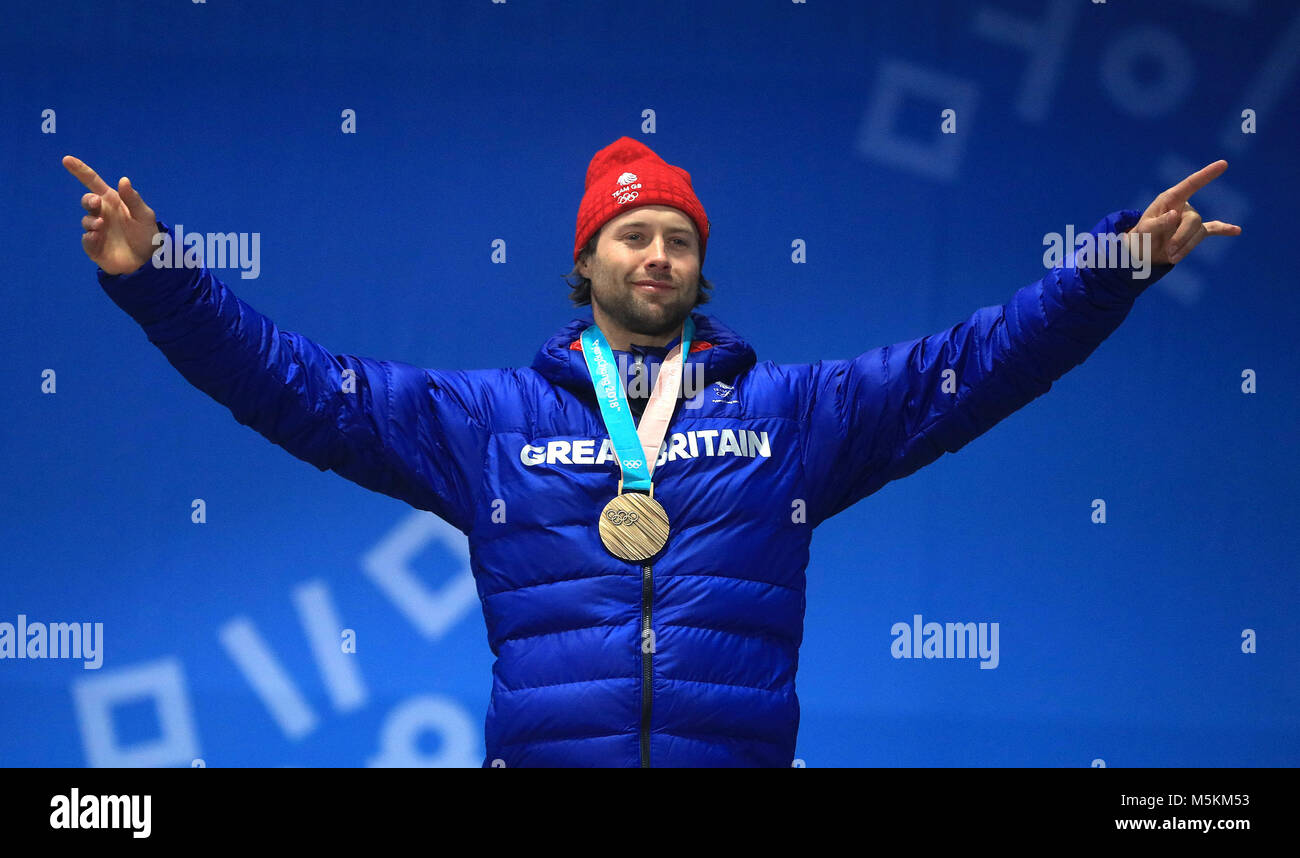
62,155,161,276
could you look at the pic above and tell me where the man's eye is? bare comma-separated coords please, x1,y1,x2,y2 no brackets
623,233,689,246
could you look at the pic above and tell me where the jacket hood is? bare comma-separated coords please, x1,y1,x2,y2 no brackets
530,311,758,396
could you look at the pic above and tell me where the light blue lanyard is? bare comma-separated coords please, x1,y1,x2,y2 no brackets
580,316,695,492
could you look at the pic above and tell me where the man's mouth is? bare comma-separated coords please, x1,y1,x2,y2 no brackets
634,280,674,292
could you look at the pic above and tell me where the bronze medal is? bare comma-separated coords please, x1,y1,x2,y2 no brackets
598,489,670,562
580,319,695,564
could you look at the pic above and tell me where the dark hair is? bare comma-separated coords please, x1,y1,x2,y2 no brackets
563,230,713,308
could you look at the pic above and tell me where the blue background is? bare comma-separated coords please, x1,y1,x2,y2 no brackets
2,0,1296,767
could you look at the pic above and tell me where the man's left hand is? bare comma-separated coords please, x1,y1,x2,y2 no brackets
1126,159,1242,266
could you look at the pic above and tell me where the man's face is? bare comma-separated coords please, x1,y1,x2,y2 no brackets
578,205,701,341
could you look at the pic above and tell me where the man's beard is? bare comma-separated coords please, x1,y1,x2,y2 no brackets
591,279,695,339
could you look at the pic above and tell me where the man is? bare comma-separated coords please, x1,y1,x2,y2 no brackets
63,138,1239,767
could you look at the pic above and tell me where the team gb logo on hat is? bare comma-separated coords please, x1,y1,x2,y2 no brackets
612,172,641,206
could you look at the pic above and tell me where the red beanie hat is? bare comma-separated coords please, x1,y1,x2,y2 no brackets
573,137,710,265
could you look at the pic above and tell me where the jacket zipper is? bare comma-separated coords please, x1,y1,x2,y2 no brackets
629,352,655,768
640,561,654,768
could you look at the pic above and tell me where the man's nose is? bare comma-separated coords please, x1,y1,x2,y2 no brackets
645,235,669,265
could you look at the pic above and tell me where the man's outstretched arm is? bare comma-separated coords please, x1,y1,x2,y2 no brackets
63,156,491,534
800,161,1241,527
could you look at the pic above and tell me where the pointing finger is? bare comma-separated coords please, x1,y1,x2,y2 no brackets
63,155,111,195
1163,159,1228,205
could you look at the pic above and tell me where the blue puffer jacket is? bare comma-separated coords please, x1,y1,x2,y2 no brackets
97,210,1166,767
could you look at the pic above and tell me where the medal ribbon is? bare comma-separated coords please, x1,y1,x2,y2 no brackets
580,316,695,492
